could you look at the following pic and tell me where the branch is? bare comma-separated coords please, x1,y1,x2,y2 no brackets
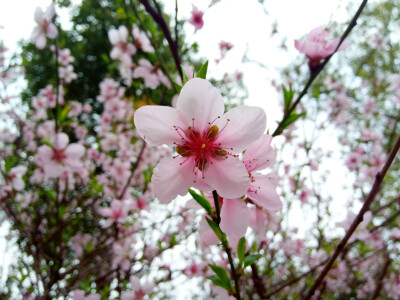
272,0,368,137
302,131,400,299
370,254,391,300
138,0,183,80
118,142,146,199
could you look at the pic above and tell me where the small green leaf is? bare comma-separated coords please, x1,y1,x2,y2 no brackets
205,217,226,243
207,275,225,289
281,112,306,130
196,61,208,79
189,189,212,213
173,81,182,93
4,156,18,172
282,84,295,112
244,254,262,268
181,65,189,84
209,264,233,292
237,237,246,266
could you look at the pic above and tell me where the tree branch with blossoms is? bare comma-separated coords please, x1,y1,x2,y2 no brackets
303,132,400,299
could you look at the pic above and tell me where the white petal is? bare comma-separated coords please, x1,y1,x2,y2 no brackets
203,156,249,199
134,106,187,146
176,78,224,132
248,175,281,212
215,106,266,153
220,198,249,240
152,156,197,203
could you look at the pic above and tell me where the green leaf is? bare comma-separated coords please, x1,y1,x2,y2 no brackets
196,61,208,79
181,65,189,84
4,156,18,172
237,237,246,266
173,81,182,93
207,275,225,289
209,264,233,292
280,112,306,130
205,217,226,243
59,104,70,123
282,84,295,112
244,254,262,269
189,189,212,214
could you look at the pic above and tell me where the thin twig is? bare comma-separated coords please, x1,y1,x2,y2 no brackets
118,142,146,199
138,0,183,80
302,131,400,299
272,0,368,137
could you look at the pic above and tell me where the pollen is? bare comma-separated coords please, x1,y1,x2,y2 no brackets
201,143,206,148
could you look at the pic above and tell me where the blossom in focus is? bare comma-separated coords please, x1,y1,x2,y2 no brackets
294,26,350,67
134,78,266,203
35,132,85,179
188,6,204,30
220,134,281,242
31,2,58,49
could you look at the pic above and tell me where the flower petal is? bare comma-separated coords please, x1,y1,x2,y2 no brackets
52,132,69,150
176,78,224,132
215,106,266,153
134,106,187,146
152,156,197,203
203,156,249,199
248,175,281,212
220,198,249,240
243,134,275,172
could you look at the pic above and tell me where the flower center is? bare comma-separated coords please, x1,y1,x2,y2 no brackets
173,118,230,175
52,149,66,163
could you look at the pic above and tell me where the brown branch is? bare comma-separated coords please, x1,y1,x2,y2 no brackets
138,0,183,80
118,142,146,199
302,131,400,299
370,254,391,300
272,0,368,137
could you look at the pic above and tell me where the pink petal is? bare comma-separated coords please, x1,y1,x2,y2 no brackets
134,106,187,146
176,78,224,132
198,216,220,249
203,156,249,199
52,132,69,150
220,198,249,240
152,156,197,203
243,134,275,172
215,106,266,153
108,29,120,45
47,23,58,39
35,34,47,50
248,175,281,212
12,178,25,191
34,7,44,24
65,144,85,160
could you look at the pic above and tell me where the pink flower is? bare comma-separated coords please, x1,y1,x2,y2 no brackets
35,133,85,179
58,48,75,66
132,25,154,53
98,199,128,227
132,59,171,88
188,6,204,30
134,78,266,203
30,2,58,49
220,135,281,242
108,26,136,65
58,65,77,83
9,165,27,191
294,26,350,67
